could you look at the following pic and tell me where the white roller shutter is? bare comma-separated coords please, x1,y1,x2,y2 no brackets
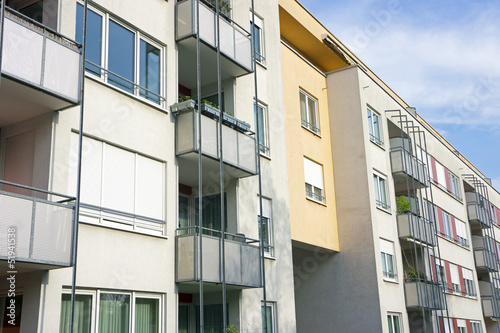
136,154,164,219
304,157,323,190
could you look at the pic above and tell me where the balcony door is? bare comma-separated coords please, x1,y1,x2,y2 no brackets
3,130,35,196
195,193,227,237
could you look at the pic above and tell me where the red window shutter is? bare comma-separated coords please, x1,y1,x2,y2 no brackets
445,261,453,292
466,319,471,333
452,318,459,332
438,316,444,333
445,168,452,192
450,215,457,242
437,207,444,234
496,206,500,225
457,266,466,296
430,156,438,183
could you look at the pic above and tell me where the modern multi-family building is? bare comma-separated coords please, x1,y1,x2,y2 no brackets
279,1,500,333
1,0,499,332
0,0,297,332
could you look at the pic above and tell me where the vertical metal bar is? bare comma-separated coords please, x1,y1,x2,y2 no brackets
251,0,268,331
29,198,37,259
215,1,227,332
0,0,6,90
70,0,88,331
195,0,204,332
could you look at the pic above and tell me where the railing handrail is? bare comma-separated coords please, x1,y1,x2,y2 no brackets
176,226,260,244
84,60,166,103
80,203,165,225
3,5,81,50
0,179,76,202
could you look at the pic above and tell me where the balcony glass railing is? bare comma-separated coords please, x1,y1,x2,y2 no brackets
176,226,262,288
404,279,443,310
397,213,436,246
474,248,498,272
176,0,252,71
467,202,491,227
390,147,429,187
0,180,76,267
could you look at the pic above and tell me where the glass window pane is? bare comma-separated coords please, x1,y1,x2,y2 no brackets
135,298,159,333
300,92,307,123
253,25,262,62
387,315,393,333
139,40,161,104
367,109,373,136
179,196,190,235
108,21,135,93
381,253,387,274
99,293,130,333
393,316,400,333
60,294,92,333
179,305,189,333
76,4,102,75
261,305,273,333
373,175,380,202
307,97,316,127
373,113,380,139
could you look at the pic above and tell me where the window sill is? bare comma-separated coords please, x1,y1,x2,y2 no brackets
306,196,327,206
260,152,271,160
431,181,463,203
436,234,470,250
383,278,399,284
79,218,169,239
85,73,168,114
370,138,385,150
256,60,267,70
301,124,322,138
264,254,277,261
376,205,392,215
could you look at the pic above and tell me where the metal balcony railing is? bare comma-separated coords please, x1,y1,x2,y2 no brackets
467,202,491,228
397,212,436,246
176,226,262,288
404,279,444,310
390,147,429,188
474,248,498,272
0,180,76,267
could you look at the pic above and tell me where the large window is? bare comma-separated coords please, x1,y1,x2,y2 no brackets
250,14,264,64
76,3,163,105
256,103,269,156
258,197,273,255
373,173,389,210
261,303,276,333
462,268,475,297
380,239,397,281
367,107,383,146
304,157,325,204
69,134,165,232
441,210,452,239
60,291,161,333
387,313,402,333
299,90,319,134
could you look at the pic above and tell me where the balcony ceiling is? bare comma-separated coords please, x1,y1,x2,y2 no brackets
0,76,78,127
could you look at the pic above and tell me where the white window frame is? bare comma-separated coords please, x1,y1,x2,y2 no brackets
470,321,482,333
259,197,274,256
373,172,390,210
442,211,452,239
299,89,320,135
76,2,165,107
491,203,498,224
367,107,383,146
457,319,467,333
250,12,265,65
463,268,475,297
255,102,270,156
449,264,461,294
261,302,276,333
304,157,325,204
60,289,164,333
387,313,402,333
456,219,468,247
380,239,397,281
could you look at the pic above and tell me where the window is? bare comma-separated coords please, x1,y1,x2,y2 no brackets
256,103,269,156
250,13,264,64
373,173,390,210
470,321,482,333
456,219,468,247
304,157,325,204
261,303,276,333
435,259,446,286
490,203,498,225
367,108,383,146
69,134,165,232
449,264,460,294
462,268,475,297
258,197,273,255
59,290,161,333
76,3,163,105
457,319,467,333
380,239,397,280
441,211,452,239
299,90,319,134
448,172,461,199
387,313,402,333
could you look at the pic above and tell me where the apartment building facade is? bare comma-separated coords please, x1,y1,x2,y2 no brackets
0,0,297,332
279,1,500,333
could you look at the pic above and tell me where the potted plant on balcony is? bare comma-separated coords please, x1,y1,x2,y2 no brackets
171,96,196,114
396,195,410,215
226,325,239,333
200,99,221,119
205,0,232,17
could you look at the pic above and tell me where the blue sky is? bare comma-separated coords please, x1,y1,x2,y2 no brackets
298,0,500,191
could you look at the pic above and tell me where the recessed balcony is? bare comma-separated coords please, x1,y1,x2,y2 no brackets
176,0,253,88
0,8,81,127
390,146,429,189
482,296,500,319
176,227,262,289
474,248,498,272
0,181,75,273
404,280,443,310
173,101,257,187
466,202,491,228
398,213,436,247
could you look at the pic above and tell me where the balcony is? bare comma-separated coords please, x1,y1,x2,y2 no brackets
404,280,443,310
398,213,436,246
466,202,491,228
474,248,498,272
176,227,262,289
482,296,500,319
390,147,429,189
176,0,253,88
0,7,81,127
0,181,76,273
173,102,257,186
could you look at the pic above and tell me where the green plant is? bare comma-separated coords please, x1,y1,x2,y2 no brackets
178,95,191,103
208,0,231,14
201,99,220,109
226,324,239,333
396,195,410,214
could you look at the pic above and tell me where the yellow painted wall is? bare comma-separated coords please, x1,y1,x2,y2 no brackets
281,42,339,251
